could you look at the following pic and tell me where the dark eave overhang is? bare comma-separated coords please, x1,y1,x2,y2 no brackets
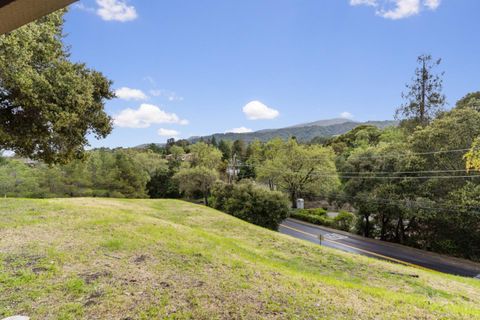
0,0,77,35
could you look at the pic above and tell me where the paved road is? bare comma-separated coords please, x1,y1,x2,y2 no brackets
279,218,480,278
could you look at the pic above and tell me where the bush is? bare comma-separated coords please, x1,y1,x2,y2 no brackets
290,209,355,231
147,168,181,199
210,181,290,230
332,211,355,231
290,211,333,227
297,208,327,217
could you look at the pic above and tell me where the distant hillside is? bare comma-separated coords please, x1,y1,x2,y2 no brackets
287,117,353,128
189,119,398,143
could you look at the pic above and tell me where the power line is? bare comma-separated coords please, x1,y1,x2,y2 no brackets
238,167,480,180
328,175,480,180
343,148,471,158
274,148,472,161
328,194,479,213
236,166,472,175
298,152,470,161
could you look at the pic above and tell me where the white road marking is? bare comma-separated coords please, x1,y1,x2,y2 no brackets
323,233,348,241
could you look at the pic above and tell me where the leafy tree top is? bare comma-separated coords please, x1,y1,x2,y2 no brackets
0,12,114,164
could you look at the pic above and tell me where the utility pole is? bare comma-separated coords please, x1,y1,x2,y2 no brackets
227,153,239,184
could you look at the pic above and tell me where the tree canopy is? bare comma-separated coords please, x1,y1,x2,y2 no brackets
0,12,114,164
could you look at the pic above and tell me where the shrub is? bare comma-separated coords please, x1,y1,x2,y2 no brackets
290,209,355,231
332,211,355,231
290,211,333,227
210,181,290,230
297,208,327,217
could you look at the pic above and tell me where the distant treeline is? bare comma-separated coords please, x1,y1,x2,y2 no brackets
0,149,166,198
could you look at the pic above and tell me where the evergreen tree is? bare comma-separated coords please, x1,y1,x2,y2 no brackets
395,55,445,128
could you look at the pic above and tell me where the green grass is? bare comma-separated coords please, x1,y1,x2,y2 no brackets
0,198,479,319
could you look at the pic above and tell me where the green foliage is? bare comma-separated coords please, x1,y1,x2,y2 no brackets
0,159,41,197
291,209,355,232
189,142,223,169
210,181,290,230
297,208,327,217
411,108,480,197
0,12,114,164
325,125,382,155
173,166,219,205
0,149,166,198
455,91,480,112
147,168,181,199
256,139,339,207
441,183,480,260
333,211,355,231
232,139,247,161
396,54,445,127
290,211,333,228
217,140,232,161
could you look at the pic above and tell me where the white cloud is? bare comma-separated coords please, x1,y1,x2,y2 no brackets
96,0,137,22
114,104,189,128
378,0,420,20
115,87,148,101
350,0,377,6
424,0,440,10
350,0,441,19
150,89,184,102
226,127,253,134
158,128,180,137
340,112,354,119
243,101,279,120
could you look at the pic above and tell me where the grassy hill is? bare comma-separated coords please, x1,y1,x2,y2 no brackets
1,198,479,319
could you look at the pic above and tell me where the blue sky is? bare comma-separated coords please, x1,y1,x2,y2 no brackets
63,0,480,148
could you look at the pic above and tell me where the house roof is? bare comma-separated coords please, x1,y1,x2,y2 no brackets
0,0,77,35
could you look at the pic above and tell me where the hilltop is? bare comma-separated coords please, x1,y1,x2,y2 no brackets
0,198,479,319
137,119,397,148
189,119,397,143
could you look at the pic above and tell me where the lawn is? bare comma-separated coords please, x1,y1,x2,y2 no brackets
0,198,479,319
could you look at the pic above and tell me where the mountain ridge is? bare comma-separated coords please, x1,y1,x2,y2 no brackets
188,119,397,144
138,118,398,148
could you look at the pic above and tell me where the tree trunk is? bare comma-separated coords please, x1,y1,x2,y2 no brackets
204,193,209,206
420,58,426,124
380,214,388,241
395,217,405,244
290,191,297,208
364,213,370,238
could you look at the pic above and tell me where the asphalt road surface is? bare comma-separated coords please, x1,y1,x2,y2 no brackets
280,218,480,278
